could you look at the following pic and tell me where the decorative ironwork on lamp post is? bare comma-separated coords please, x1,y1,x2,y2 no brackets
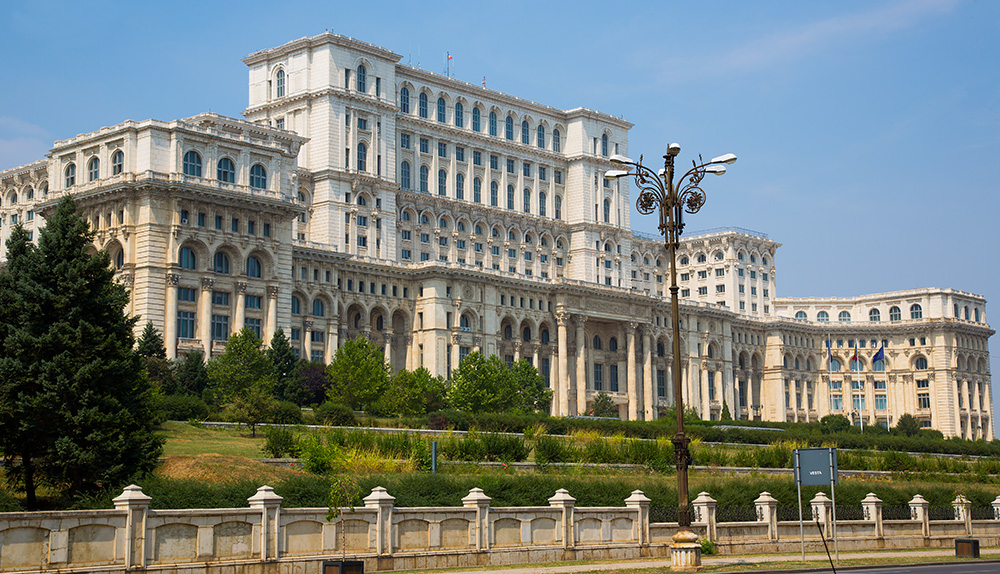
607,144,735,566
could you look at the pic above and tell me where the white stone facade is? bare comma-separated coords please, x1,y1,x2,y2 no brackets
0,32,992,438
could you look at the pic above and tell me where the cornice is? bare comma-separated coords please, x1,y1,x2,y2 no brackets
244,87,399,117
243,32,401,67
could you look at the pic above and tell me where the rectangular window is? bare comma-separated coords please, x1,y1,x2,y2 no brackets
231,218,239,233
698,286,708,295
681,288,690,297
177,311,195,339
290,328,300,341
716,285,725,293
831,395,843,410
400,133,410,149
473,150,482,165
197,212,206,226
246,295,262,310
420,252,430,261
177,288,196,302
737,268,744,277
609,364,619,392
763,273,769,282
211,291,230,306
263,223,270,237
211,315,229,341
401,230,412,240
506,159,515,174
750,270,757,279
420,233,429,243
698,270,708,279
247,220,255,235
522,162,531,177
244,317,261,338
554,170,563,184
657,369,666,397
715,268,725,277
593,363,603,391
438,142,447,158
311,331,324,343
539,167,547,181
490,155,499,169
456,146,465,162
875,395,887,411
401,249,411,260
357,117,368,130
419,138,429,153
215,215,223,230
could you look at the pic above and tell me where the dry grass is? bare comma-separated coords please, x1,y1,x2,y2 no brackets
157,421,264,458
156,454,308,484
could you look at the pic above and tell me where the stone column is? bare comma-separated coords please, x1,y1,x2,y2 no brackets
462,487,492,551
302,320,313,361
626,323,638,420
755,491,778,541
363,486,396,556
862,492,883,538
643,330,654,420
575,317,587,415
451,333,461,375
909,494,929,537
384,329,394,367
557,312,570,416
324,323,336,364
807,491,832,539
265,286,278,343
113,485,151,569
625,490,651,546
164,273,179,358
247,485,283,561
549,489,576,549
234,281,248,336
199,278,213,357
692,491,717,542
954,494,972,535
991,495,1000,521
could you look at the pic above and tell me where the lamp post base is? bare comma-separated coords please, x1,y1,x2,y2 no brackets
671,529,702,571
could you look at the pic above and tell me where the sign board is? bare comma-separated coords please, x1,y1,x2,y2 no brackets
793,448,838,485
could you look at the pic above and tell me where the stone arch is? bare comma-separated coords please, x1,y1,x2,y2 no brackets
519,318,536,342
245,247,274,279
211,243,241,275
369,304,389,334
177,238,209,271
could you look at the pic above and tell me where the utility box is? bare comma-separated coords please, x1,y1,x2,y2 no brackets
324,560,365,574
956,538,980,558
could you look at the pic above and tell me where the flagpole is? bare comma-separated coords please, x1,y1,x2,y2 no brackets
856,338,863,432
827,334,833,416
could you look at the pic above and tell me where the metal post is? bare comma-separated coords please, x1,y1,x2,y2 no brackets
796,449,804,561
432,440,437,473
830,448,838,561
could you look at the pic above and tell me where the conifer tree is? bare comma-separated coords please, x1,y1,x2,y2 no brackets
0,198,162,506
136,320,167,358
267,329,302,403
174,349,209,395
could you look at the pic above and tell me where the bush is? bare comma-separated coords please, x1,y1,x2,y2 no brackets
159,393,210,421
270,401,303,424
315,402,356,426
534,435,575,464
262,427,299,458
700,538,717,555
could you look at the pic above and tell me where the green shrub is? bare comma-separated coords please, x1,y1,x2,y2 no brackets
534,435,574,464
270,401,303,424
700,538,717,555
159,393,210,421
262,427,299,458
315,402,356,426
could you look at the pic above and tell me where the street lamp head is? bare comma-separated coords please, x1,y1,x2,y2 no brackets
704,164,727,175
667,143,681,157
710,153,737,165
609,154,634,165
604,169,629,180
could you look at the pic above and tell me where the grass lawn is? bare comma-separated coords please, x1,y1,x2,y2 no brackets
157,421,265,458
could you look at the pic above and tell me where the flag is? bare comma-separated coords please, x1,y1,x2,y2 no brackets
448,53,453,61
826,337,832,362
872,344,884,364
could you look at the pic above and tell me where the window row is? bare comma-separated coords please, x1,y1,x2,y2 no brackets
63,151,125,187
399,136,564,183
178,247,265,278
3,183,48,206
181,151,268,189
796,304,923,322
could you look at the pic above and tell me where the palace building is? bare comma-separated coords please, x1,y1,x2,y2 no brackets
0,32,992,438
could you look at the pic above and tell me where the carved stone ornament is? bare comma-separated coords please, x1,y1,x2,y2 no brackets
236,282,248,294
303,320,314,330
267,286,279,297
201,277,215,290
463,285,473,299
166,273,180,286
472,336,482,346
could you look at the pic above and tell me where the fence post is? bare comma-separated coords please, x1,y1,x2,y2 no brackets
992,495,1000,520
861,493,883,538
755,492,778,541
462,487,492,552
549,489,577,549
810,492,833,539
625,490,652,546
113,484,152,570
363,486,396,556
953,495,972,535
247,485,283,561
909,494,929,537
691,492,717,543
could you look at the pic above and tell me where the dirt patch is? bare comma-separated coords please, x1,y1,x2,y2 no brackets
157,454,308,484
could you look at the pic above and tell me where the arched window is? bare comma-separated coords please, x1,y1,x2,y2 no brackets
353,313,361,328
472,107,481,131
440,218,448,229
357,142,367,172
817,311,829,322
312,299,325,317
87,157,99,181
503,324,513,340
400,209,411,221
473,177,482,203
806,359,812,371
249,164,267,189
357,195,367,206
182,151,202,177
592,336,602,350
869,308,880,322
910,303,922,319
680,256,689,265
400,161,411,189
419,165,429,192
889,306,901,321
523,188,531,213
179,247,196,270
541,329,550,344
460,314,471,330
399,87,410,113
356,65,366,92
609,337,618,352
838,311,851,322
553,129,561,152
873,359,885,372
490,181,499,206
915,357,928,370
114,249,125,270
455,173,465,200
554,195,562,219
437,97,446,123
964,306,970,320
505,116,514,140
111,150,124,175
276,69,285,97
213,252,230,274
454,102,463,127
537,125,545,148
521,120,529,144
601,133,609,156
507,185,515,210
246,256,262,278
438,169,447,196
603,198,611,222
508,229,516,241
707,345,714,359
418,92,428,118
657,343,665,357
64,163,76,187
375,316,384,331
522,327,531,342
975,308,981,322
216,158,235,183
795,311,807,320
794,358,800,370
829,359,841,372
849,357,863,371
291,296,301,314
539,192,547,217
489,111,497,136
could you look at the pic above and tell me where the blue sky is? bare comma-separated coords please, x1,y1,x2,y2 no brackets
2,1,998,430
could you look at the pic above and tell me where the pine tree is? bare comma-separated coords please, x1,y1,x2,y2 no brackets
267,329,302,404
137,321,175,393
0,198,162,506
174,349,209,396
136,321,166,358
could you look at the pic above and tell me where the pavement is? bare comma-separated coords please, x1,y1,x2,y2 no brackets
398,547,1000,573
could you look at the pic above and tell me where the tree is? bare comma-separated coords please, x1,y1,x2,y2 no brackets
325,336,389,411
820,414,852,434
295,360,328,405
268,329,302,404
720,400,734,422
590,392,618,418
373,367,446,417
0,198,162,506
136,321,175,393
136,321,166,358
895,413,921,437
174,349,209,396
207,328,276,436
446,353,551,414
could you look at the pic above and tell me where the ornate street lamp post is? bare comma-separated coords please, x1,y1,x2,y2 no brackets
607,144,735,569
